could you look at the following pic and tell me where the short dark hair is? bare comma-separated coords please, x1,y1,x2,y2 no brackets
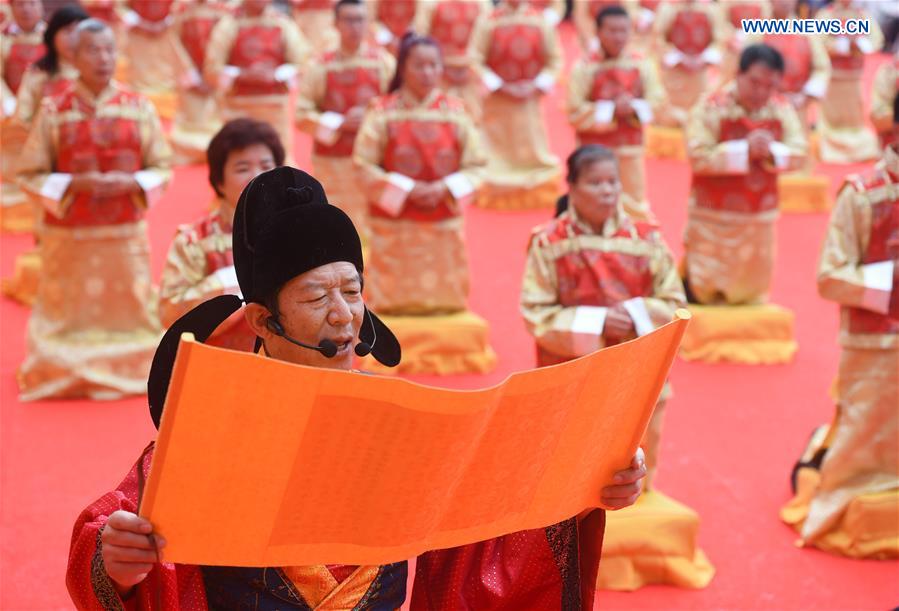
566,144,618,184
739,43,785,74
389,32,442,92
334,0,363,18
36,5,89,75
596,5,629,29
206,118,285,198
893,91,899,125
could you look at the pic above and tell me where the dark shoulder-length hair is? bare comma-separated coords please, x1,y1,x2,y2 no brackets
35,5,89,75
388,32,442,93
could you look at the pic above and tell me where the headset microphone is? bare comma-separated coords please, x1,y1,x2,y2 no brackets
266,318,339,358
353,309,377,357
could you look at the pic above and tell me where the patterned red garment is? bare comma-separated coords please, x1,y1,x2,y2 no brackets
228,23,289,96
369,91,466,223
129,0,175,23
485,7,546,82
376,0,417,38
411,511,605,610
2,32,44,94
428,1,483,59
50,86,148,228
666,9,712,56
764,33,813,94
66,444,211,610
579,54,645,148
844,168,899,333
725,2,763,28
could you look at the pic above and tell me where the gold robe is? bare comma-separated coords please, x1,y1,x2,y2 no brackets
290,0,338,52
567,47,665,221
15,80,171,401
684,84,806,305
718,0,771,86
169,1,232,164
295,43,394,240
520,203,685,488
469,1,563,209
870,56,898,149
413,0,490,122
783,147,899,552
816,4,883,163
204,6,310,163
653,0,726,128
1,20,45,222
119,2,193,120
353,88,486,314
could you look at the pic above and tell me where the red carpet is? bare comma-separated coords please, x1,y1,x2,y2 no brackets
2,23,897,610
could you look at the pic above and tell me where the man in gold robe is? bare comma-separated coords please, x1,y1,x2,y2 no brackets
16,19,170,401
684,44,805,305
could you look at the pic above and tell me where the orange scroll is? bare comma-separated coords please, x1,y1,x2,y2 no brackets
140,312,690,567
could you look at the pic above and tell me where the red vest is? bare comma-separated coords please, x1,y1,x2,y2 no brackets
187,214,258,351
129,0,174,22
848,171,899,335
429,1,482,59
727,2,762,28
179,12,221,69
314,49,384,157
692,94,784,214
51,88,146,228
667,9,712,56
291,0,336,10
372,92,465,222
228,22,288,96
3,31,44,94
42,73,76,98
764,34,812,94
828,12,865,71
486,9,545,82
377,0,416,38
83,1,120,24
641,0,662,9
535,214,656,366
581,57,645,147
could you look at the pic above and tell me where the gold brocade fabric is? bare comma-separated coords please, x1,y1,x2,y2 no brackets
784,347,899,549
818,73,880,163
171,89,222,165
312,154,368,241
18,222,161,401
870,59,898,142
684,207,777,305
121,28,192,120
291,7,337,53
657,68,708,128
366,216,468,315
222,94,296,165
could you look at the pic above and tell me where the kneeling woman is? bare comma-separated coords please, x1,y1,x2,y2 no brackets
353,33,485,316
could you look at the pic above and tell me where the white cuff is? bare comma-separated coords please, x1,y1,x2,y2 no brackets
637,7,655,30
219,65,240,90
701,47,722,65
571,306,607,335
315,111,344,145
213,265,239,290
2,96,15,117
621,297,654,337
377,172,415,216
482,69,503,93
122,9,140,27
855,36,874,54
769,141,791,170
443,172,474,202
802,75,827,99
179,68,203,89
273,64,298,84
594,100,615,125
588,38,600,54
861,260,894,313
631,98,653,124
134,170,166,206
534,70,555,93
722,139,749,173
833,36,851,55
40,173,72,213
542,8,562,27
663,49,684,67
375,25,393,46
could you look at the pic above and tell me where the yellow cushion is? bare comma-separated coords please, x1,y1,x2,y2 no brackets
779,173,832,214
680,303,797,364
1,249,41,306
645,125,687,161
598,490,715,591
359,310,497,375
476,181,558,211
0,199,34,234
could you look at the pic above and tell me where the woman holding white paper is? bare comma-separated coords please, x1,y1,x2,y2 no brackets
353,32,485,315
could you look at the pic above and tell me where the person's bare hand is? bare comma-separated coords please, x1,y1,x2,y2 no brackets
242,64,276,84
70,171,104,194
190,79,213,96
682,54,704,72
748,129,773,162
601,448,646,509
786,92,807,109
101,510,165,596
341,106,365,133
604,304,635,343
94,172,140,198
409,181,446,209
